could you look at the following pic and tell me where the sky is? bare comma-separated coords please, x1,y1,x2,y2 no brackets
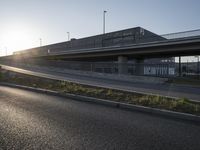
0,0,200,59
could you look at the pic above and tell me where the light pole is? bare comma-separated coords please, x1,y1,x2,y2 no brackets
103,10,107,34
67,32,70,41
39,38,42,47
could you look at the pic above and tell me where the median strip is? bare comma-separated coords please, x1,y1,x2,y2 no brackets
1,67,200,122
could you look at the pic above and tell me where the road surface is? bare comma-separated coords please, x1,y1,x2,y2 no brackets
0,85,200,150
1,64,200,101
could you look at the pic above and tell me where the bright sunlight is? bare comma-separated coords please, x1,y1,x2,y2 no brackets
0,26,36,56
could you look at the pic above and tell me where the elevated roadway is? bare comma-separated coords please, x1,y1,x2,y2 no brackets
2,36,200,61
34,36,200,60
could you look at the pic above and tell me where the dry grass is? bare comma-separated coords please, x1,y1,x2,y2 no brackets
1,70,200,115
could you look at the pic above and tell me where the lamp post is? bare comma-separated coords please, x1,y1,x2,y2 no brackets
39,38,42,47
103,10,107,34
67,32,70,41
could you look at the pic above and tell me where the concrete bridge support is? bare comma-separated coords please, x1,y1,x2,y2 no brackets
179,56,182,77
118,56,145,76
118,56,128,75
136,58,144,76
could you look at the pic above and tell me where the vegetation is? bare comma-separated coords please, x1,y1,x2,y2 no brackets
1,70,200,116
0,67,2,80
168,77,200,87
0,72,2,81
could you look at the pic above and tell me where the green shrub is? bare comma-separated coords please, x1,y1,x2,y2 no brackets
174,98,197,113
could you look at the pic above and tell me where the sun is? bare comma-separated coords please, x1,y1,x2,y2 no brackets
1,26,34,55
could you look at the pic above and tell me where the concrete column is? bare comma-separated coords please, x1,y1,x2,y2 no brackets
118,56,128,75
136,58,144,76
179,56,182,77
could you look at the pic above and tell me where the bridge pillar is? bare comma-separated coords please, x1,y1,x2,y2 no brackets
118,56,128,75
179,56,182,77
136,58,144,76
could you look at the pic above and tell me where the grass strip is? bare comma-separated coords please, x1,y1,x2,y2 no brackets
1,70,200,116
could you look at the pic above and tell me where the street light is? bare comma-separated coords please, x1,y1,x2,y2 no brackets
103,10,107,34
67,32,70,41
39,38,42,47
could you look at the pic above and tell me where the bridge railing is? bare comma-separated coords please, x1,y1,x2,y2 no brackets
161,29,200,40
48,29,200,56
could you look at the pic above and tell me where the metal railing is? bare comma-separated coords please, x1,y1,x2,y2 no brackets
161,29,200,40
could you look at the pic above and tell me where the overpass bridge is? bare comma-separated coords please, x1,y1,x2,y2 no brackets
2,27,200,76
9,27,200,60
44,35,200,60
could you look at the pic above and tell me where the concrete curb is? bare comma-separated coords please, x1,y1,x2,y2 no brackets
1,82,200,123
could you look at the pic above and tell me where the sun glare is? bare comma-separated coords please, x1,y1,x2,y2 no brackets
1,26,34,55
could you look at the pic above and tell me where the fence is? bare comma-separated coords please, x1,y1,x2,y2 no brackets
177,62,200,77
161,29,200,40
1,59,200,78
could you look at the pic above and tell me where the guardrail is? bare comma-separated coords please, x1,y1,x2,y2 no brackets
161,29,200,40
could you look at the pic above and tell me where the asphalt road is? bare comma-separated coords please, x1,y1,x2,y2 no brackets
1,64,200,101
0,85,200,150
